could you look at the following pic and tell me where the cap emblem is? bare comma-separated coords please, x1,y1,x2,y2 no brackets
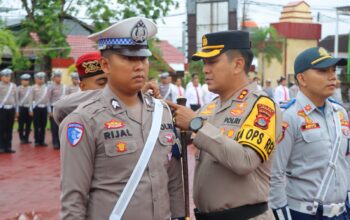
82,60,101,74
202,36,208,47
131,20,148,44
318,47,329,57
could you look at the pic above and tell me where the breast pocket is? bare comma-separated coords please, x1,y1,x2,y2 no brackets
299,130,330,161
157,131,175,168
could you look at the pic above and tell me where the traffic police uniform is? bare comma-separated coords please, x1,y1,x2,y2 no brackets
189,31,282,220
66,72,80,95
159,72,174,102
269,47,350,220
0,68,17,153
32,72,50,146
17,73,33,144
49,70,67,149
59,17,185,220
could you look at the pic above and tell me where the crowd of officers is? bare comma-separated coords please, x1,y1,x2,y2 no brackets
0,69,80,153
1,16,350,220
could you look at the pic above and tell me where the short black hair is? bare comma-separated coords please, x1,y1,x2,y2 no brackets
191,73,198,79
225,49,253,73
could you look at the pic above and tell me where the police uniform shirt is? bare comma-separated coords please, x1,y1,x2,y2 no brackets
49,83,67,104
17,85,32,108
59,86,184,220
0,81,17,107
66,85,80,95
53,89,101,124
32,84,50,111
269,91,350,210
159,83,173,101
192,82,282,215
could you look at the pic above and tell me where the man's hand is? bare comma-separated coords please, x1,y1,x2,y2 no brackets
29,112,33,117
48,112,53,118
166,101,197,130
142,81,161,99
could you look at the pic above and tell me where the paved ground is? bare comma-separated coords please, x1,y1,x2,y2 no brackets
0,131,196,219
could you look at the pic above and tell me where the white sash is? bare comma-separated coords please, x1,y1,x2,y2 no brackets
109,99,163,220
33,86,48,108
20,87,31,106
0,83,14,108
313,106,342,208
61,85,66,98
163,85,171,100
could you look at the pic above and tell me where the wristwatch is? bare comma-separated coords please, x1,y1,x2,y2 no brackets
189,117,205,133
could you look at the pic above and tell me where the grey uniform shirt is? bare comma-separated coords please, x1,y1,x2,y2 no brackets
49,83,67,105
160,83,173,101
66,85,80,95
0,82,17,108
32,84,51,112
192,82,282,219
269,91,350,210
59,86,184,220
17,85,33,112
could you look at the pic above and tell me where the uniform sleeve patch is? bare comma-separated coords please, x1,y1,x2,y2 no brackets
235,97,276,161
278,121,289,143
66,122,84,147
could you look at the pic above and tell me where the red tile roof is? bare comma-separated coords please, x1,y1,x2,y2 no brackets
157,40,186,64
66,35,97,59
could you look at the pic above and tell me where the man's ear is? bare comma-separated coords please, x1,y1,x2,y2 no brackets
296,73,306,87
232,56,245,75
79,80,85,90
100,57,109,74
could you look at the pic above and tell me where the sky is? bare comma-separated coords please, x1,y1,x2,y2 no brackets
1,0,350,49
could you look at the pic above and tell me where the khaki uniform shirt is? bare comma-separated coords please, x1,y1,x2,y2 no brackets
17,85,33,112
59,86,184,220
32,84,51,112
66,84,80,95
192,82,282,219
53,89,101,124
49,83,67,105
0,82,17,108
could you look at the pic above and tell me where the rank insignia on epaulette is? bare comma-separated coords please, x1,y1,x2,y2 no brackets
111,99,120,109
304,104,312,112
116,142,127,152
200,103,216,115
237,89,248,100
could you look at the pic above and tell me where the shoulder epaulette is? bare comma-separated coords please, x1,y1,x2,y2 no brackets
328,97,343,107
280,99,296,109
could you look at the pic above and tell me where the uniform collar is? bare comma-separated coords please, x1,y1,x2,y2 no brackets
296,91,336,115
102,85,154,115
216,82,257,113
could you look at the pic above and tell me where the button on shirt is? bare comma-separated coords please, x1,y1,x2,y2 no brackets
269,91,350,210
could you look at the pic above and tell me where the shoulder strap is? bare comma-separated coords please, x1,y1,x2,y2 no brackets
313,106,342,205
33,86,48,108
109,98,163,220
61,84,66,98
0,83,14,107
20,87,32,106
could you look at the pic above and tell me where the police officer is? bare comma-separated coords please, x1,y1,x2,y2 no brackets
269,47,349,220
49,70,67,149
159,72,174,101
0,68,17,153
169,30,282,220
66,72,80,95
59,17,184,220
32,72,50,147
17,73,33,144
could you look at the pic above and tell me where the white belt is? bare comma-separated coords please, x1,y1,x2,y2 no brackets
290,200,345,217
3,105,14,109
36,104,46,108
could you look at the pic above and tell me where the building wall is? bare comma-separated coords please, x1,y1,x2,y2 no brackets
260,38,318,87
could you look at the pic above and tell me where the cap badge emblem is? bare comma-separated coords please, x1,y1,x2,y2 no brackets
202,36,208,47
131,20,148,44
318,47,329,57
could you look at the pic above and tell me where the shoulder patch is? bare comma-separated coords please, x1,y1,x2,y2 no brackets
235,96,276,161
328,97,343,107
66,122,84,147
280,99,296,109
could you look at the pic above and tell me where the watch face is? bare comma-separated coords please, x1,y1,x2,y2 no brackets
190,117,203,131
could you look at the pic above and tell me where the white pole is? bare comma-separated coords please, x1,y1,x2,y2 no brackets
334,9,339,58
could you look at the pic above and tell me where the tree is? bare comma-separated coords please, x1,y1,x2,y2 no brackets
18,0,179,72
251,27,283,84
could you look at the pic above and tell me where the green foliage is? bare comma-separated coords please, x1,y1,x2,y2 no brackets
79,0,179,32
251,27,283,64
148,39,169,79
0,28,30,70
188,60,204,84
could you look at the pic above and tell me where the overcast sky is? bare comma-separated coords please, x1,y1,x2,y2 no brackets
1,0,350,49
